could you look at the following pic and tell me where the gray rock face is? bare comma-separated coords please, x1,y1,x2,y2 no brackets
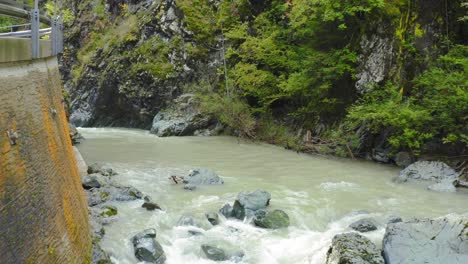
201,245,228,261
254,209,290,229
232,190,271,219
387,215,402,224
326,233,384,264
183,169,224,186
355,25,394,94
383,213,468,264
132,229,166,264
349,218,378,232
206,212,220,226
399,161,459,192
150,94,215,137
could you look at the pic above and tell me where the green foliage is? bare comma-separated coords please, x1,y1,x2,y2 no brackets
200,94,256,138
348,45,468,153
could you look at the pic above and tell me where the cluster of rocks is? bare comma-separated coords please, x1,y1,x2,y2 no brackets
68,123,83,145
81,162,163,263
397,160,464,193
326,213,468,264
170,168,224,191
219,190,290,229
150,94,222,137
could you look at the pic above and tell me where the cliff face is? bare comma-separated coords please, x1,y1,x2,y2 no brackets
62,0,222,128
0,57,91,263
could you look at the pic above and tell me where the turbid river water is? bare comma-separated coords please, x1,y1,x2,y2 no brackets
77,128,468,264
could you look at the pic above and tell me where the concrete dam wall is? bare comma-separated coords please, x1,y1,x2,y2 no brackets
0,56,91,263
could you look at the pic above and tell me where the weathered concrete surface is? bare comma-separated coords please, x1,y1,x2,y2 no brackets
0,38,52,63
0,57,91,263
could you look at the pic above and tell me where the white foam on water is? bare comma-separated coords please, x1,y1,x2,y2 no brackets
319,181,360,191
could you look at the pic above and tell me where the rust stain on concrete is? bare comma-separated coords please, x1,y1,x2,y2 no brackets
0,57,91,263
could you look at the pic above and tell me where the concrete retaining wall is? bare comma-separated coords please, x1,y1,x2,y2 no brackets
0,38,52,63
0,57,91,263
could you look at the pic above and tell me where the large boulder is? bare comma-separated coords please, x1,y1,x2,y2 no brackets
326,233,384,264
87,163,117,177
150,94,216,137
383,213,468,264
398,161,459,192
183,169,224,186
254,209,290,229
232,190,271,219
132,229,166,264
349,218,378,233
219,203,234,218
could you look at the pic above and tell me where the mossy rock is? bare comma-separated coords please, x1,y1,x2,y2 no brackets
254,209,290,229
100,206,118,217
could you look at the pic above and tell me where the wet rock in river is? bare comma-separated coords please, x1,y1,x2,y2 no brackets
142,196,162,211
232,190,271,219
132,229,166,264
219,203,234,218
87,163,118,176
383,213,468,264
206,212,220,225
183,169,224,186
326,232,384,264
82,174,105,189
183,184,196,191
387,215,402,224
254,209,290,229
201,245,228,261
349,218,378,232
91,241,111,264
177,215,198,227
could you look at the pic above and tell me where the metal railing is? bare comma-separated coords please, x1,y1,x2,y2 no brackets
0,0,63,59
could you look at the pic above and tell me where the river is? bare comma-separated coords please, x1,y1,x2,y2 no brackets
77,128,468,264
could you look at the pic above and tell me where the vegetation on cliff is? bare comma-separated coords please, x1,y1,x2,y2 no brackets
58,0,467,161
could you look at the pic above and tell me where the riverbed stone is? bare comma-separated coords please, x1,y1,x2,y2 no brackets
232,190,271,219
326,233,384,264
387,215,402,224
183,184,196,191
177,215,198,226
206,212,220,225
201,245,228,261
142,201,162,211
383,213,468,264
132,229,166,264
183,169,224,186
349,218,378,232
91,241,111,264
82,174,105,189
87,163,117,176
219,203,234,218
399,161,459,182
254,209,290,229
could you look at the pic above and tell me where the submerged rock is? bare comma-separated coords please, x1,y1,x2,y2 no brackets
206,212,220,225
132,229,166,264
254,209,290,229
383,213,468,264
349,218,378,232
201,245,228,261
232,190,271,219
177,215,198,227
326,233,384,264
183,169,224,186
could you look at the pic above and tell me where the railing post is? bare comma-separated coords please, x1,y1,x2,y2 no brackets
51,17,57,55
31,0,40,59
57,16,63,54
